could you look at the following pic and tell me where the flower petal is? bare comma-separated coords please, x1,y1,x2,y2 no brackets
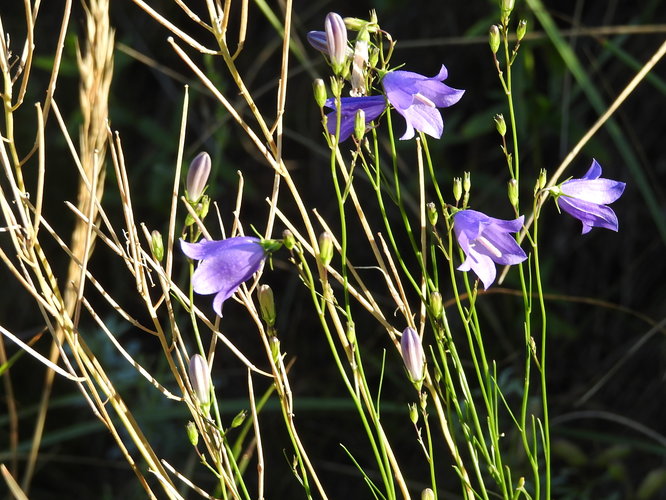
557,196,619,233
560,178,625,204
458,249,496,290
324,96,386,141
395,104,443,139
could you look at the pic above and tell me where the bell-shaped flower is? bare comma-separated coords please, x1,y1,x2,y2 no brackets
324,95,386,141
400,327,425,382
453,210,527,289
381,65,464,140
181,236,267,316
554,159,625,234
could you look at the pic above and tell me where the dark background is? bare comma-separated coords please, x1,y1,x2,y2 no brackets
1,0,665,498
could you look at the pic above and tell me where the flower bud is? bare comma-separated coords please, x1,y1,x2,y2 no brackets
347,321,356,345
150,230,164,262
494,113,506,137
463,172,471,194
508,178,519,207
325,12,348,74
452,177,462,203
270,335,281,363
517,19,527,41
421,488,435,500
186,421,199,446
430,291,442,319
408,403,418,424
186,152,211,202
354,108,366,141
500,0,515,23
318,231,334,267
231,409,248,428
188,354,211,406
489,25,501,54
426,202,438,226
401,327,425,383
282,229,295,250
329,76,343,98
258,284,276,327
538,168,547,190
313,78,327,108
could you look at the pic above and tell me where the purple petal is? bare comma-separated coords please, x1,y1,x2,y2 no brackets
395,104,443,139
458,250,496,290
581,159,603,180
560,178,626,204
557,196,619,233
325,96,386,141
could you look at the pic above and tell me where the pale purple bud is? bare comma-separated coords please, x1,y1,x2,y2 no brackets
188,354,211,405
186,152,211,202
401,327,425,382
325,12,348,72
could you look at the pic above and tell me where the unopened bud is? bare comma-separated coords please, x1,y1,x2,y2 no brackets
270,336,281,363
318,231,334,267
188,354,211,406
354,109,366,141
186,421,199,446
258,284,276,327
186,152,212,202
517,19,527,41
508,178,519,207
430,291,443,319
150,230,164,262
330,76,343,98
538,168,547,190
325,12,348,74
494,113,506,137
452,177,462,203
421,488,435,500
231,410,248,428
313,78,327,108
426,202,438,226
463,172,471,194
500,0,515,23
408,403,419,424
282,229,295,250
401,327,425,384
489,25,501,54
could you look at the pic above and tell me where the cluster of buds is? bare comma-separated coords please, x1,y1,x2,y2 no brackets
185,152,211,227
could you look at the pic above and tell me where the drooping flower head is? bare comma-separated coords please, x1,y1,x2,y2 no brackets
181,236,267,316
453,210,527,289
554,159,625,234
324,96,386,141
382,65,464,140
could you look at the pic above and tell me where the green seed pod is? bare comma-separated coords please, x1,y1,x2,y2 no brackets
430,290,443,319
489,25,501,54
282,229,295,250
494,113,506,137
150,230,164,262
354,108,366,141
408,403,419,425
426,202,438,226
508,178,519,207
453,177,463,203
313,78,327,108
186,421,199,446
517,19,527,41
231,410,248,428
421,488,435,500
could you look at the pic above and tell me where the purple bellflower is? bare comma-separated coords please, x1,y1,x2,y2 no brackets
382,65,464,140
181,236,267,316
324,96,386,141
453,210,527,289
555,159,625,234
